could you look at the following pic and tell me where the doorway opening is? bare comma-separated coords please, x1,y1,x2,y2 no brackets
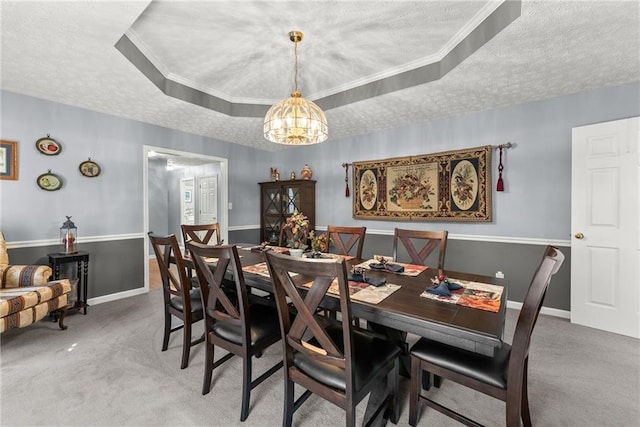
143,145,229,291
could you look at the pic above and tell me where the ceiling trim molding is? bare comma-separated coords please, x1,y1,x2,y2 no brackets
115,0,521,118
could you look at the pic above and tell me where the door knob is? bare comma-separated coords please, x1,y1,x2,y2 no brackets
574,232,584,239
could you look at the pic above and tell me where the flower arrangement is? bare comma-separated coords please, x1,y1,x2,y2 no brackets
284,210,310,250
309,231,332,252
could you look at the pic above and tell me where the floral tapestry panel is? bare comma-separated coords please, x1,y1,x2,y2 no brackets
353,145,492,222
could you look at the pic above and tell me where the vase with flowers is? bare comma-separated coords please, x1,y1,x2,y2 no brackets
307,231,332,258
283,210,310,256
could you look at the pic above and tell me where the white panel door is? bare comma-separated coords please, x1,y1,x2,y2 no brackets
199,175,218,225
571,117,639,338
180,178,195,226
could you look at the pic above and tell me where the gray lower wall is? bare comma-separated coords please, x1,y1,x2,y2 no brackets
3,83,636,313
8,231,568,310
231,229,570,311
8,238,144,299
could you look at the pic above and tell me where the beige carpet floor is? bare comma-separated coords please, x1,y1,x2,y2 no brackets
1,286,638,426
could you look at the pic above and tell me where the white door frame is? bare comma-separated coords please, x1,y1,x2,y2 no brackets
570,117,639,338
143,145,229,291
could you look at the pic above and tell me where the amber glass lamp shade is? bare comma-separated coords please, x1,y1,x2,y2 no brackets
264,91,328,145
60,216,78,254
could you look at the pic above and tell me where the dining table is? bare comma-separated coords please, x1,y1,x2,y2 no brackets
230,244,508,358
185,243,508,425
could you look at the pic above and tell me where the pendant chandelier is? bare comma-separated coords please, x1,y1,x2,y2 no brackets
263,31,328,145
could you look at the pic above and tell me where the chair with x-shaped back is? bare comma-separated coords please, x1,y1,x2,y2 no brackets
188,242,282,422
181,223,222,250
325,226,367,259
148,232,204,369
392,228,448,270
409,245,565,427
265,250,400,427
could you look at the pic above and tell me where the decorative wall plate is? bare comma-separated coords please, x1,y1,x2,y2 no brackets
37,171,62,191
79,158,101,177
36,134,61,155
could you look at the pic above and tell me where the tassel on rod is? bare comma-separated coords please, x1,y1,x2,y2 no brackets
342,162,351,197
494,143,513,191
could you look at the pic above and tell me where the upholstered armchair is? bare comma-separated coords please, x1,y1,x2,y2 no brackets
0,232,52,288
1,232,70,332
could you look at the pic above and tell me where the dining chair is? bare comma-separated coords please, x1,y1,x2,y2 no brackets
408,245,565,427
188,242,283,422
392,228,448,269
324,225,367,325
181,223,222,249
325,225,367,259
264,250,401,427
148,232,204,369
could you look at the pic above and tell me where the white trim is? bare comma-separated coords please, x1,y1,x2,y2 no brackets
507,300,571,319
88,287,148,306
6,229,571,249
5,233,145,249
229,224,261,232
228,226,571,247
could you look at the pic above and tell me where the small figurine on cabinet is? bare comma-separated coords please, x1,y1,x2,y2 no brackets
290,171,296,180
271,167,280,181
301,164,312,180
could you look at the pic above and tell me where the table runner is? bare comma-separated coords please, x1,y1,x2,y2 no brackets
352,258,427,277
239,245,291,254
301,279,401,305
242,262,299,278
420,279,503,312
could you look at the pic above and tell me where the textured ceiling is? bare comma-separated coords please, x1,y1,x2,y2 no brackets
1,1,639,152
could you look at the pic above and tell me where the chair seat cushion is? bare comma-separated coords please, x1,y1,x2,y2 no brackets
213,303,280,347
170,288,203,314
410,337,511,389
294,323,400,392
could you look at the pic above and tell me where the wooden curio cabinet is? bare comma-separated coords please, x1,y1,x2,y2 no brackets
259,180,316,245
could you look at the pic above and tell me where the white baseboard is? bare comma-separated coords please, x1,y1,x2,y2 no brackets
507,300,570,319
88,287,148,306
88,288,571,321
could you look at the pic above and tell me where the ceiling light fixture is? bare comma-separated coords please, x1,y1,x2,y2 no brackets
263,31,328,145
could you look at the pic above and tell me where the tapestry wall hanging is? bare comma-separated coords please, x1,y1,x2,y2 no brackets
353,145,492,222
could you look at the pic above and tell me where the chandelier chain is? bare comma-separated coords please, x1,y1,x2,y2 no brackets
263,30,328,145
293,38,299,93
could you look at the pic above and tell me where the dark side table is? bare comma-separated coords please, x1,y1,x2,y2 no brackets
48,251,89,315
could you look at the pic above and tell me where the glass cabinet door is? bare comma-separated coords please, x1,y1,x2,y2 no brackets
260,180,315,246
263,187,281,214
283,185,301,214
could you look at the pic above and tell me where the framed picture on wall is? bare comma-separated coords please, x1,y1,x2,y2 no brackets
37,170,63,191
79,158,101,177
184,190,192,203
352,145,492,222
0,140,18,180
35,134,61,155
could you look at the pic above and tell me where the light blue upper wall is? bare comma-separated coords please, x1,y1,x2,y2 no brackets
0,90,266,241
274,82,640,240
2,83,639,243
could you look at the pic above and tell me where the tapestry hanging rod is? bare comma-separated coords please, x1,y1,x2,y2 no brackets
342,142,513,197
493,142,513,149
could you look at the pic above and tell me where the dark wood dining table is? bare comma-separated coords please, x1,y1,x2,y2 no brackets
184,244,508,425
233,245,508,358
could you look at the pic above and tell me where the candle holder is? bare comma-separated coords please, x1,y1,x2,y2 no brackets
60,216,78,254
